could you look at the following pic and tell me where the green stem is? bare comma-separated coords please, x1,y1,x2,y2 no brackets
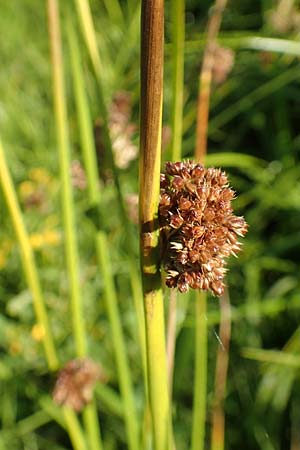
48,3,92,450
144,288,170,450
140,2,171,450
48,0,86,358
129,261,147,389
191,292,207,450
68,18,139,450
67,20,99,205
63,408,88,450
0,139,58,371
166,0,185,402
73,0,103,77
67,20,104,450
211,290,231,450
96,233,139,450
171,0,185,161
83,402,103,450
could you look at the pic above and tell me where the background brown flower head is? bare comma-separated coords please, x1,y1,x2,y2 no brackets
52,358,105,412
159,161,248,296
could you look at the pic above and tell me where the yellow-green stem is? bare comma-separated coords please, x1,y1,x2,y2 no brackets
83,402,103,450
211,289,231,450
96,233,139,450
67,19,138,450
171,0,185,161
191,292,207,450
67,20,99,206
0,140,58,371
63,408,88,450
68,20,107,450
167,289,177,395
48,0,86,358
48,3,93,450
166,0,185,401
193,1,227,447
73,0,102,77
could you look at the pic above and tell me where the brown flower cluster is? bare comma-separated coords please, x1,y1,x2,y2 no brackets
212,46,235,85
52,358,105,412
159,161,248,296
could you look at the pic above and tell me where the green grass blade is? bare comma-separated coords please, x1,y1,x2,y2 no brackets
242,348,300,367
210,65,300,130
102,0,124,25
0,139,58,371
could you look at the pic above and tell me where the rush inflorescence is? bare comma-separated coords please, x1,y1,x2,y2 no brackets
159,161,248,296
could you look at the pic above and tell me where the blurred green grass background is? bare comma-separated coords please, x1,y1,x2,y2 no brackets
1,0,300,449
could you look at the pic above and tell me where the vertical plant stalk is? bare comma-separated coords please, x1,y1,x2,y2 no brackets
171,0,185,162
73,2,147,372
82,404,102,450
73,3,146,356
48,3,94,450
211,289,231,450
192,2,228,449
191,292,207,450
63,407,88,450
166,0,185,396
166,289,177,395
48,0,86,358
129,264,147,389
72,6,148,448
74,0,102,77
96,234,139,450
67,23,139,450
195,0,228,162
140,1,170,450
0,140,58,371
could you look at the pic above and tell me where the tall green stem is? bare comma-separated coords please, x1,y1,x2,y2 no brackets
48,3,95,450
140,2,171,450
191,292,207,450
73,0,103,77
171,0,185,161
67,22,139,450
96,234,139,450
0,140,58,371
63,408,88,450
192,0,227,448
48,0,86,358
167,0,186,397
211,289,231,450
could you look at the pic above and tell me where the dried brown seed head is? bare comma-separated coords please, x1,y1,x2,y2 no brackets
52,358,105,412
159,161,248,296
